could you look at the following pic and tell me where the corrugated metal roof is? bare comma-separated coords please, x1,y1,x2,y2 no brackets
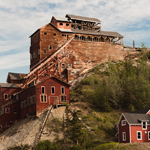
8,72,26,81
53,16,68,22
71,29,123,38
0,83,22,88
123,113,150,125
59,28,73,32
66,14,101,23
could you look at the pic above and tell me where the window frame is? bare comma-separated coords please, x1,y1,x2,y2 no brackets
40,94,47,103
121,120,126,126
5,108,10,114
148,131,150,140
51,86,55,95
11,94,14,100
122,132,126,141
137,131,142,140
4,94,8,100
61,86,65,94
41,86,45,94
142,121,147,130
60,95,67,103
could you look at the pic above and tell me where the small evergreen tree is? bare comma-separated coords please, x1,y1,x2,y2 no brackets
64,106,83,145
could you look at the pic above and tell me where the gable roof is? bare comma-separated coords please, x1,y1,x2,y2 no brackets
132,108,150,114
0,83,22,88
52,16,69,22
66,14,101,23
36,76,70,87
123,113,150,125
7,72,26,81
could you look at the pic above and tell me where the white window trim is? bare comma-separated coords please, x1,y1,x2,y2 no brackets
51,86,55,95
148,131,150,140
5,108,10,114
40,94,47,103
121,120,126,126
41,86,45,94
122,132,126,141
142,121,147,130
4,94,8,100
137,131,142,140
61,86,65,94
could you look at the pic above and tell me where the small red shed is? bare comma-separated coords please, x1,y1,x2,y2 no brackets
118,110,150,143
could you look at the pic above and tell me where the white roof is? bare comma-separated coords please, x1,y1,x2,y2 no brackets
54,16,68,22
59,28,73,32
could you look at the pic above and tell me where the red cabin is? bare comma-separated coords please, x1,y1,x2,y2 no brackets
117,109,150,143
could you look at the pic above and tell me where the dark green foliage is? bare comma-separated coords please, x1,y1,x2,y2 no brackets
71,45,150,112
8,145,29,150
35,140,61,150
64,107,84,145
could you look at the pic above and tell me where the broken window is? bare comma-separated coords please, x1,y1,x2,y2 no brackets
87,36,92,41
54,33,56,36
68,64,72,68
44,32,47,35
5,108,10,114
49,45,52,50
14,108,17,114
74,35,79,40
60,23,63,25
11,94,13,100
61,95,66,102
62,64,66,68
4,94,8,100
62,34,66,36
43,49,46,54
80,36,85,41
66,23,69,26
93,37,98,42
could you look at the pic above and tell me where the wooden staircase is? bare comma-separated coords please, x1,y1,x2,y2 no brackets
29,105,53,150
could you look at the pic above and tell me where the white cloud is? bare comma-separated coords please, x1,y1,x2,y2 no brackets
0,51,29,70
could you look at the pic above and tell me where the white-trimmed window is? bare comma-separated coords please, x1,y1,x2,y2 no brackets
41,86,45,94
40,95,47,103
5,108,10,114
51,86,55,95
122,132,126,141
148,131,150,140
142,121,147,130
4,94,8,100
61,95,66,102
137,131,142,140
61,87,65,94
121,120,126,126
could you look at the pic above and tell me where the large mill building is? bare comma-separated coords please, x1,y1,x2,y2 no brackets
0,14,125,131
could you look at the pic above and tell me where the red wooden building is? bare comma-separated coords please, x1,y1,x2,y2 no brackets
117,109,150,143
0,76,70,131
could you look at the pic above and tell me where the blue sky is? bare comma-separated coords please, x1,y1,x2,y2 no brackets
0,0,150,83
